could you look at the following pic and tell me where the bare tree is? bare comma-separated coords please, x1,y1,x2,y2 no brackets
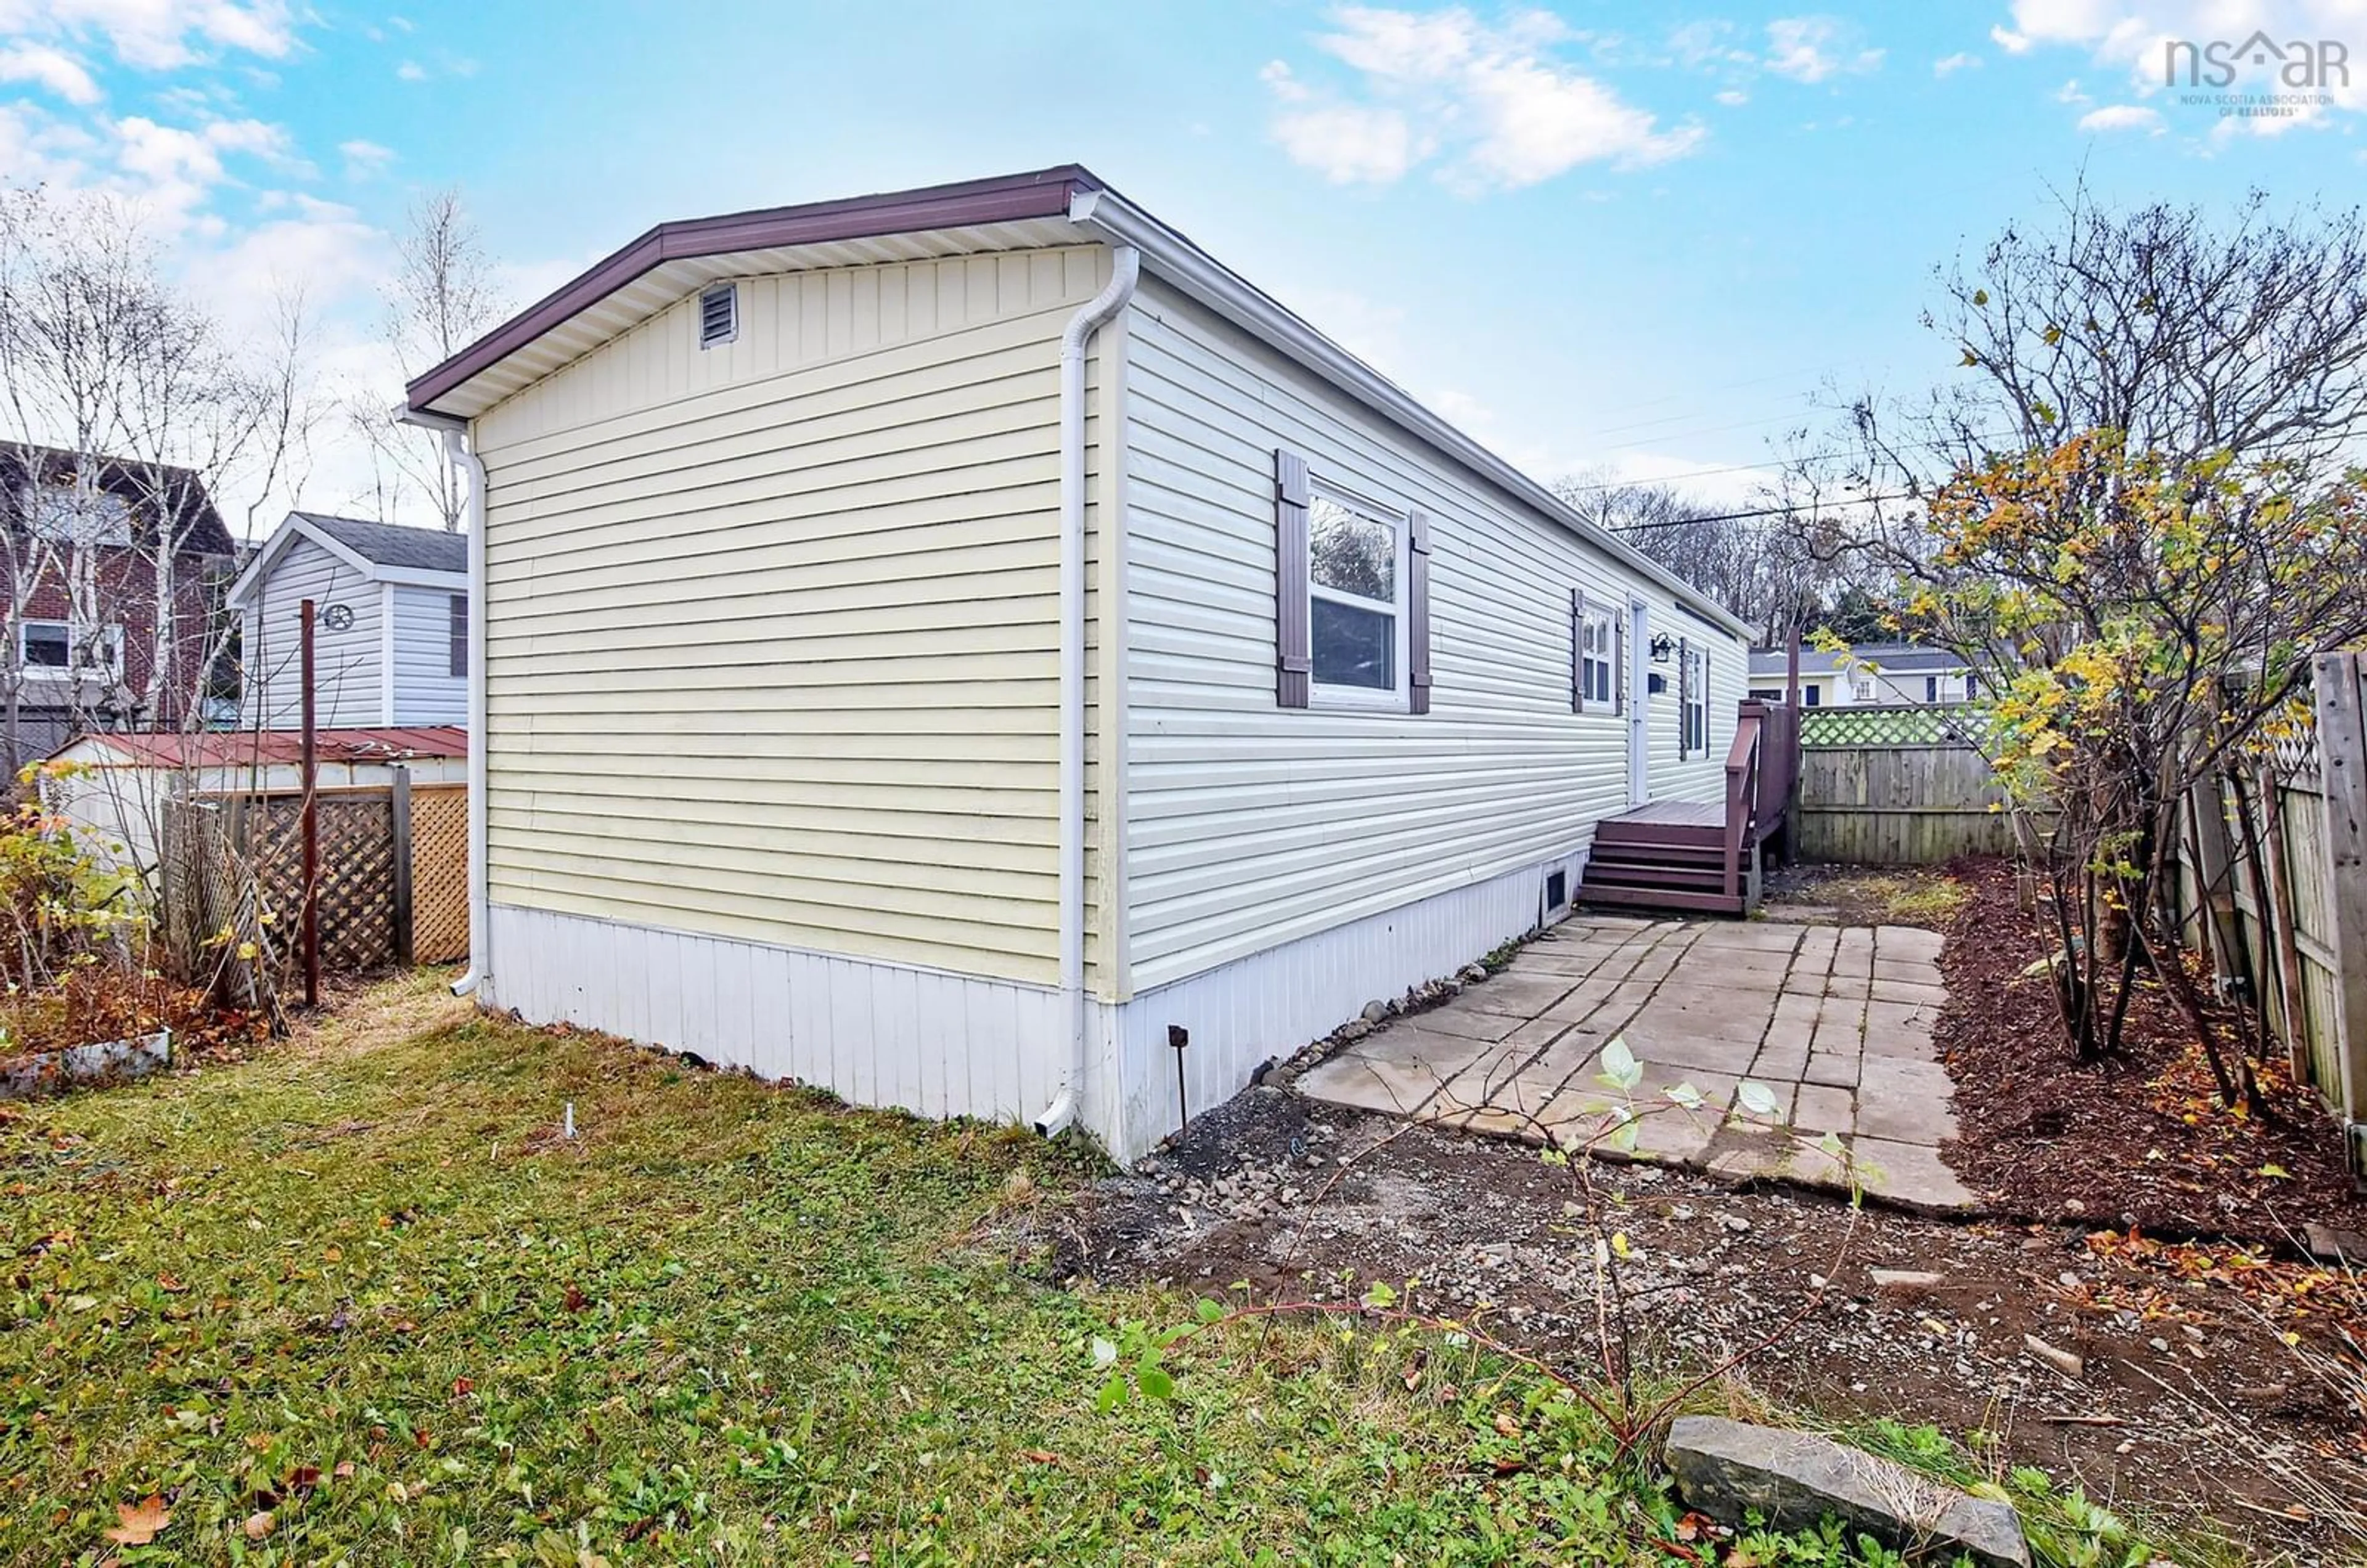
1552,468,1877,643
1790,182,2367,574
348,189,502,529
0,187,321,768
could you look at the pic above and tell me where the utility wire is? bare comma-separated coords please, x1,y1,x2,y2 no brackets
1598,491,1920,533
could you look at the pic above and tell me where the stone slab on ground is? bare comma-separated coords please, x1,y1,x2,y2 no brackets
1666,1416,2030,1568
1294,916,1979,1213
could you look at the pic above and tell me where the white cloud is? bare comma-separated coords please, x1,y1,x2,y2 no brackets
2078,102,2165,130
1988,1,2367,123
1271,98,1423,184
1264,6,1706,192
0,41,102,102
337,136,394,179
2056,77,2091,103
0,0,297,70
1715,87,1749,105
1764,16,1884,83
1933,51,1982,76
394,59,425,81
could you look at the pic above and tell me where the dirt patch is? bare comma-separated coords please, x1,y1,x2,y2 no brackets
1762,862,1971,928
1932,857,2367,1245
1047,1087,2364,1562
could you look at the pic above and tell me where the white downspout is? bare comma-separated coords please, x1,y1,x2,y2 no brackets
1033,235,1140,1138
441,427,490,1000
399,403,491,1001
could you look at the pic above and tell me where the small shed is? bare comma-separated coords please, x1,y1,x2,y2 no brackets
227,513,468,729
41,726,468,876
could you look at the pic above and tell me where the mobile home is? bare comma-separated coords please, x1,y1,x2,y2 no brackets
402,167,1755,1160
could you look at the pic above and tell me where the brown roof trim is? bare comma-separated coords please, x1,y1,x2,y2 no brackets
405,165,1102,416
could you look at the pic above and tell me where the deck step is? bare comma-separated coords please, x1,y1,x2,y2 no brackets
1595,821,1725,849
1587,839,1727,866
1580,862,1734,892
1572,883,1746,915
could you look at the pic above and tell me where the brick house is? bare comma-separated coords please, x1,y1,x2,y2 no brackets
2,441,240,768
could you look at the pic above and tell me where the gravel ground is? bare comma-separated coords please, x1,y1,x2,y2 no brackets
1040,1085,2365,1564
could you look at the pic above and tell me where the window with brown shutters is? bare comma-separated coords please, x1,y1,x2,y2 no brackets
1282,452,1429,713
1274,449,1311,708
448,594,468,679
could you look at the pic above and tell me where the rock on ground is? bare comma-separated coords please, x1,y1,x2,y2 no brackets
1664,1415,2029,1568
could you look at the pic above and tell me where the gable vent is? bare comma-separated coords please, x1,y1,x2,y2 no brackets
698,282,738,348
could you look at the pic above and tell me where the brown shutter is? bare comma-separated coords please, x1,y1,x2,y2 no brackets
1406,508,1433,715
1274,449,1310,709
1677,636,1691,758
1613,613,1625,716
1570,589,1585,714
449,594,468,679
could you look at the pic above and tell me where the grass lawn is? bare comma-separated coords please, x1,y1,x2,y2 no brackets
4,972,2139,1565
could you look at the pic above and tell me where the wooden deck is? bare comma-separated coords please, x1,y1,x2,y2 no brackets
1575,700,1802,917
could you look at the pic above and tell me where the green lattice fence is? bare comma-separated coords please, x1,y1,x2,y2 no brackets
1799,704,1996,749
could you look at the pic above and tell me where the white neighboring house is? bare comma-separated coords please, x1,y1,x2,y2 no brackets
399,166,1757,1161
228,513,468,729
1748,642,1980,709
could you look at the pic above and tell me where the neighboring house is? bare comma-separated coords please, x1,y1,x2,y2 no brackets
42,725,468,875
227,512,468,729
1,441,239,766
1748,643,1980,709
401,165,1754,1161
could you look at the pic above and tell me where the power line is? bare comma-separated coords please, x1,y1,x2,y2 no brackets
1598,491,1920,533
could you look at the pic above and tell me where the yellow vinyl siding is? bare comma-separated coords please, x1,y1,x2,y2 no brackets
473,247,1111,986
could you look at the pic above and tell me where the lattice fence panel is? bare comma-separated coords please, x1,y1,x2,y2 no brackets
1799,704,1996,749
409,786,470,964
243,793,398,971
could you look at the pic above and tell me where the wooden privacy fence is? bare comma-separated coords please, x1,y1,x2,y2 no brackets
1794,705,2016,864
160,769,469,973
2174,655,2367,1163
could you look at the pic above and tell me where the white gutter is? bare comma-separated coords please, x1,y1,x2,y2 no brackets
1066,191,1752,643
1033,227,1140,1139
396,406,491,1001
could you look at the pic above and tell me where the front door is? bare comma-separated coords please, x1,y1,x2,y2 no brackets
1627,598,1650,806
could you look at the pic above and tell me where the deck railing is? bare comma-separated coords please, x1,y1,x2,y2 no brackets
1723,699,1801,900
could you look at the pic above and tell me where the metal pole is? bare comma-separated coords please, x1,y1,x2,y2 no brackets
300,597,319,1010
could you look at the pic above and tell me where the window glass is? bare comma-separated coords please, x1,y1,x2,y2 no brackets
1312,598,1393,690
25,486,131,546
21,622,68,668
1307,483,1403,700
1309,494,1394,602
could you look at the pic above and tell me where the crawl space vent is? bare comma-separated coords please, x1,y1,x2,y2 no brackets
698,282,738,348
1545,869,1568,909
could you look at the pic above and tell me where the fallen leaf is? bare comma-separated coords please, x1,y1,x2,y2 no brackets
285,1465,321,1492
563,1285,588,1313
333,1461,356,1479
451,1377,473,1398
1492,1410,1520,1437
155,1273,185,1294
104,1497,171,1546
243,1511,274,1540
1018,1449,1061,1465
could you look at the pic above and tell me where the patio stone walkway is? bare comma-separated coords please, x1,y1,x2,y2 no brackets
1294,915,1977,1213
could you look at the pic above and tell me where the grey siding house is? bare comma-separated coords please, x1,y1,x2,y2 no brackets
229,513,468,729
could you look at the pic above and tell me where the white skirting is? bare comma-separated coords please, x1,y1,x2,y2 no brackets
486,851,1571,1163
484,904,1079,1130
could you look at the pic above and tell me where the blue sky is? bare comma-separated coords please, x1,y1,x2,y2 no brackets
3,0,2363,530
